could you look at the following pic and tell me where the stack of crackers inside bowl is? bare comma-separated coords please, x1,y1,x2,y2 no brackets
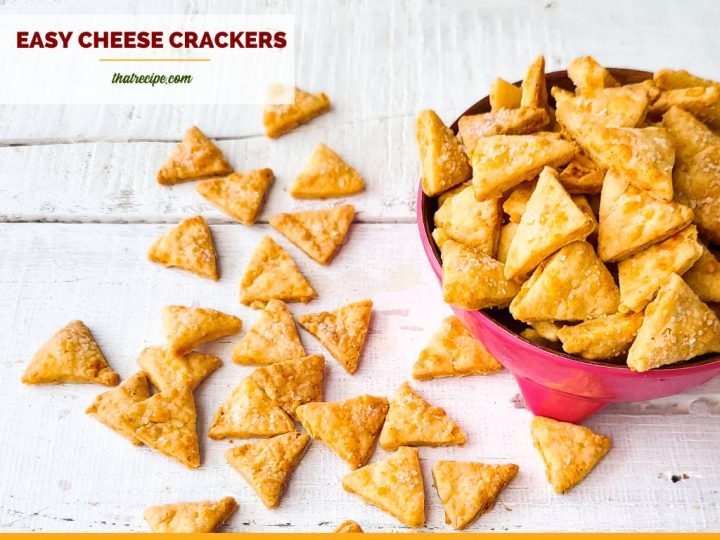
419,55,720,373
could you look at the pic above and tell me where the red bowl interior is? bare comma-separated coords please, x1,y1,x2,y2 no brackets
416,68,720,421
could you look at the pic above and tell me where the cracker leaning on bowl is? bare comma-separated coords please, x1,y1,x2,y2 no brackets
417,55,720,372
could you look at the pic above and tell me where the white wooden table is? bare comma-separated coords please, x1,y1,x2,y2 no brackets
1,0,719,532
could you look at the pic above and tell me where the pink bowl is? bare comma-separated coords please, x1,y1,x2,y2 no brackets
417,68,720,423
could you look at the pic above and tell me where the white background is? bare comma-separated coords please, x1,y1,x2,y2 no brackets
0,0,719,533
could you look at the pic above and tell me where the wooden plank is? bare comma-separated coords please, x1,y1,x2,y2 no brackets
0,117,418,223
2,0,720,142
0,222,718,532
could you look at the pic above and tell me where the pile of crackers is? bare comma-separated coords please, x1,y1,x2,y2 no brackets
419,56,720,372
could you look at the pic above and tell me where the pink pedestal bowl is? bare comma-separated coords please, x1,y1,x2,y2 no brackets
416,69,720,423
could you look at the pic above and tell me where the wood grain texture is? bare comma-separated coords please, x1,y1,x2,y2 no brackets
1,0,720,533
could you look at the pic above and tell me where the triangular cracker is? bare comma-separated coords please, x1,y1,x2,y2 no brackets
163,305,242,356
432,461,518,530
121,385,200,468
673,145,720,244
296,395,388,469
86,371,150,445
441,240,520,310
297,300,372,374
136,346,222,392
557,312,644,360
196,169,274,225
379,381,466,451
412,316,502,380
530,321,562,342
290,143,365,199
269,204,355,265
649,86,720,128
684,245,720,303
553,85,649,131
225,432,310,508
618,226,703,313
458,107,550,154
567,56,620,93
662,106,720,162
490,77,522,111
148,216,218,280
22,321,119,386
208,377,295,440
558,152,606,194
250,354,324,417
504,167,595,281
263,85,331,138
531,416,611,493
416,109,471,196
510,242,620,322
520,55,548,111
598,183,693,262
471,133,576,200
502,180,536,224
627,273,720,371
598,168,629,222
232,299,306,365
341,446,425,529
156,126,231,185
434,183,502,255
144,497,237,533
654,68,718,91
334,520,364,533
239,236,317,309
573,125,675,201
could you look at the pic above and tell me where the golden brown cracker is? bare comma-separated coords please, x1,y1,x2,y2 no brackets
531,416,611,494
225,432,310,508
263,85,331,138
22,320,119,386
296,395,388,469
458,107,549,154
136,346,221,392
673,145,720,244
567,56,620,92
662,106,720,162
557,312,644,360
148,216,218,280
432,461,518,530
86,371,150,445
412,316,502,380
558,152,606,195
157,126,231,185
435,182,502,256
341,446,425,529
490,77,522,111
649,86,720,128
250,354,324,418
334,520,364,533
471,133,576,200
290,143,365,199
162,305,242,356
627,273,720,371
239,236,317,309
520,55,548,111
684,245,720,303
208,377,295,440
269,204,355,265
232,299,306,365
121,385,200,469
504,167,595,281
441,240,520,310
617,226,703,313
416,109,472,196
509,242,620,322
654,68,718,91
379,382,466,451
196,169,274,225
298,300,372,374
144,497,237,533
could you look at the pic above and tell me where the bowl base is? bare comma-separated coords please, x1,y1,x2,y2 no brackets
515,375,607,423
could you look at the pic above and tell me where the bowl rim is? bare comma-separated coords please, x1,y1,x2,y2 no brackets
417,67,720,373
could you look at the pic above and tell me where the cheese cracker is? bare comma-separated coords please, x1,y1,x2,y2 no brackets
250,354,324,418
148,216,218,280
296,395,389,469
290,143,365,199
684,245,720,303
157,126,231,185
86,371,150,445
162,305,242,356
144,497,237,533
557,312,644,360
263,85,331,138
196,169,274,225
136,346,221,392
